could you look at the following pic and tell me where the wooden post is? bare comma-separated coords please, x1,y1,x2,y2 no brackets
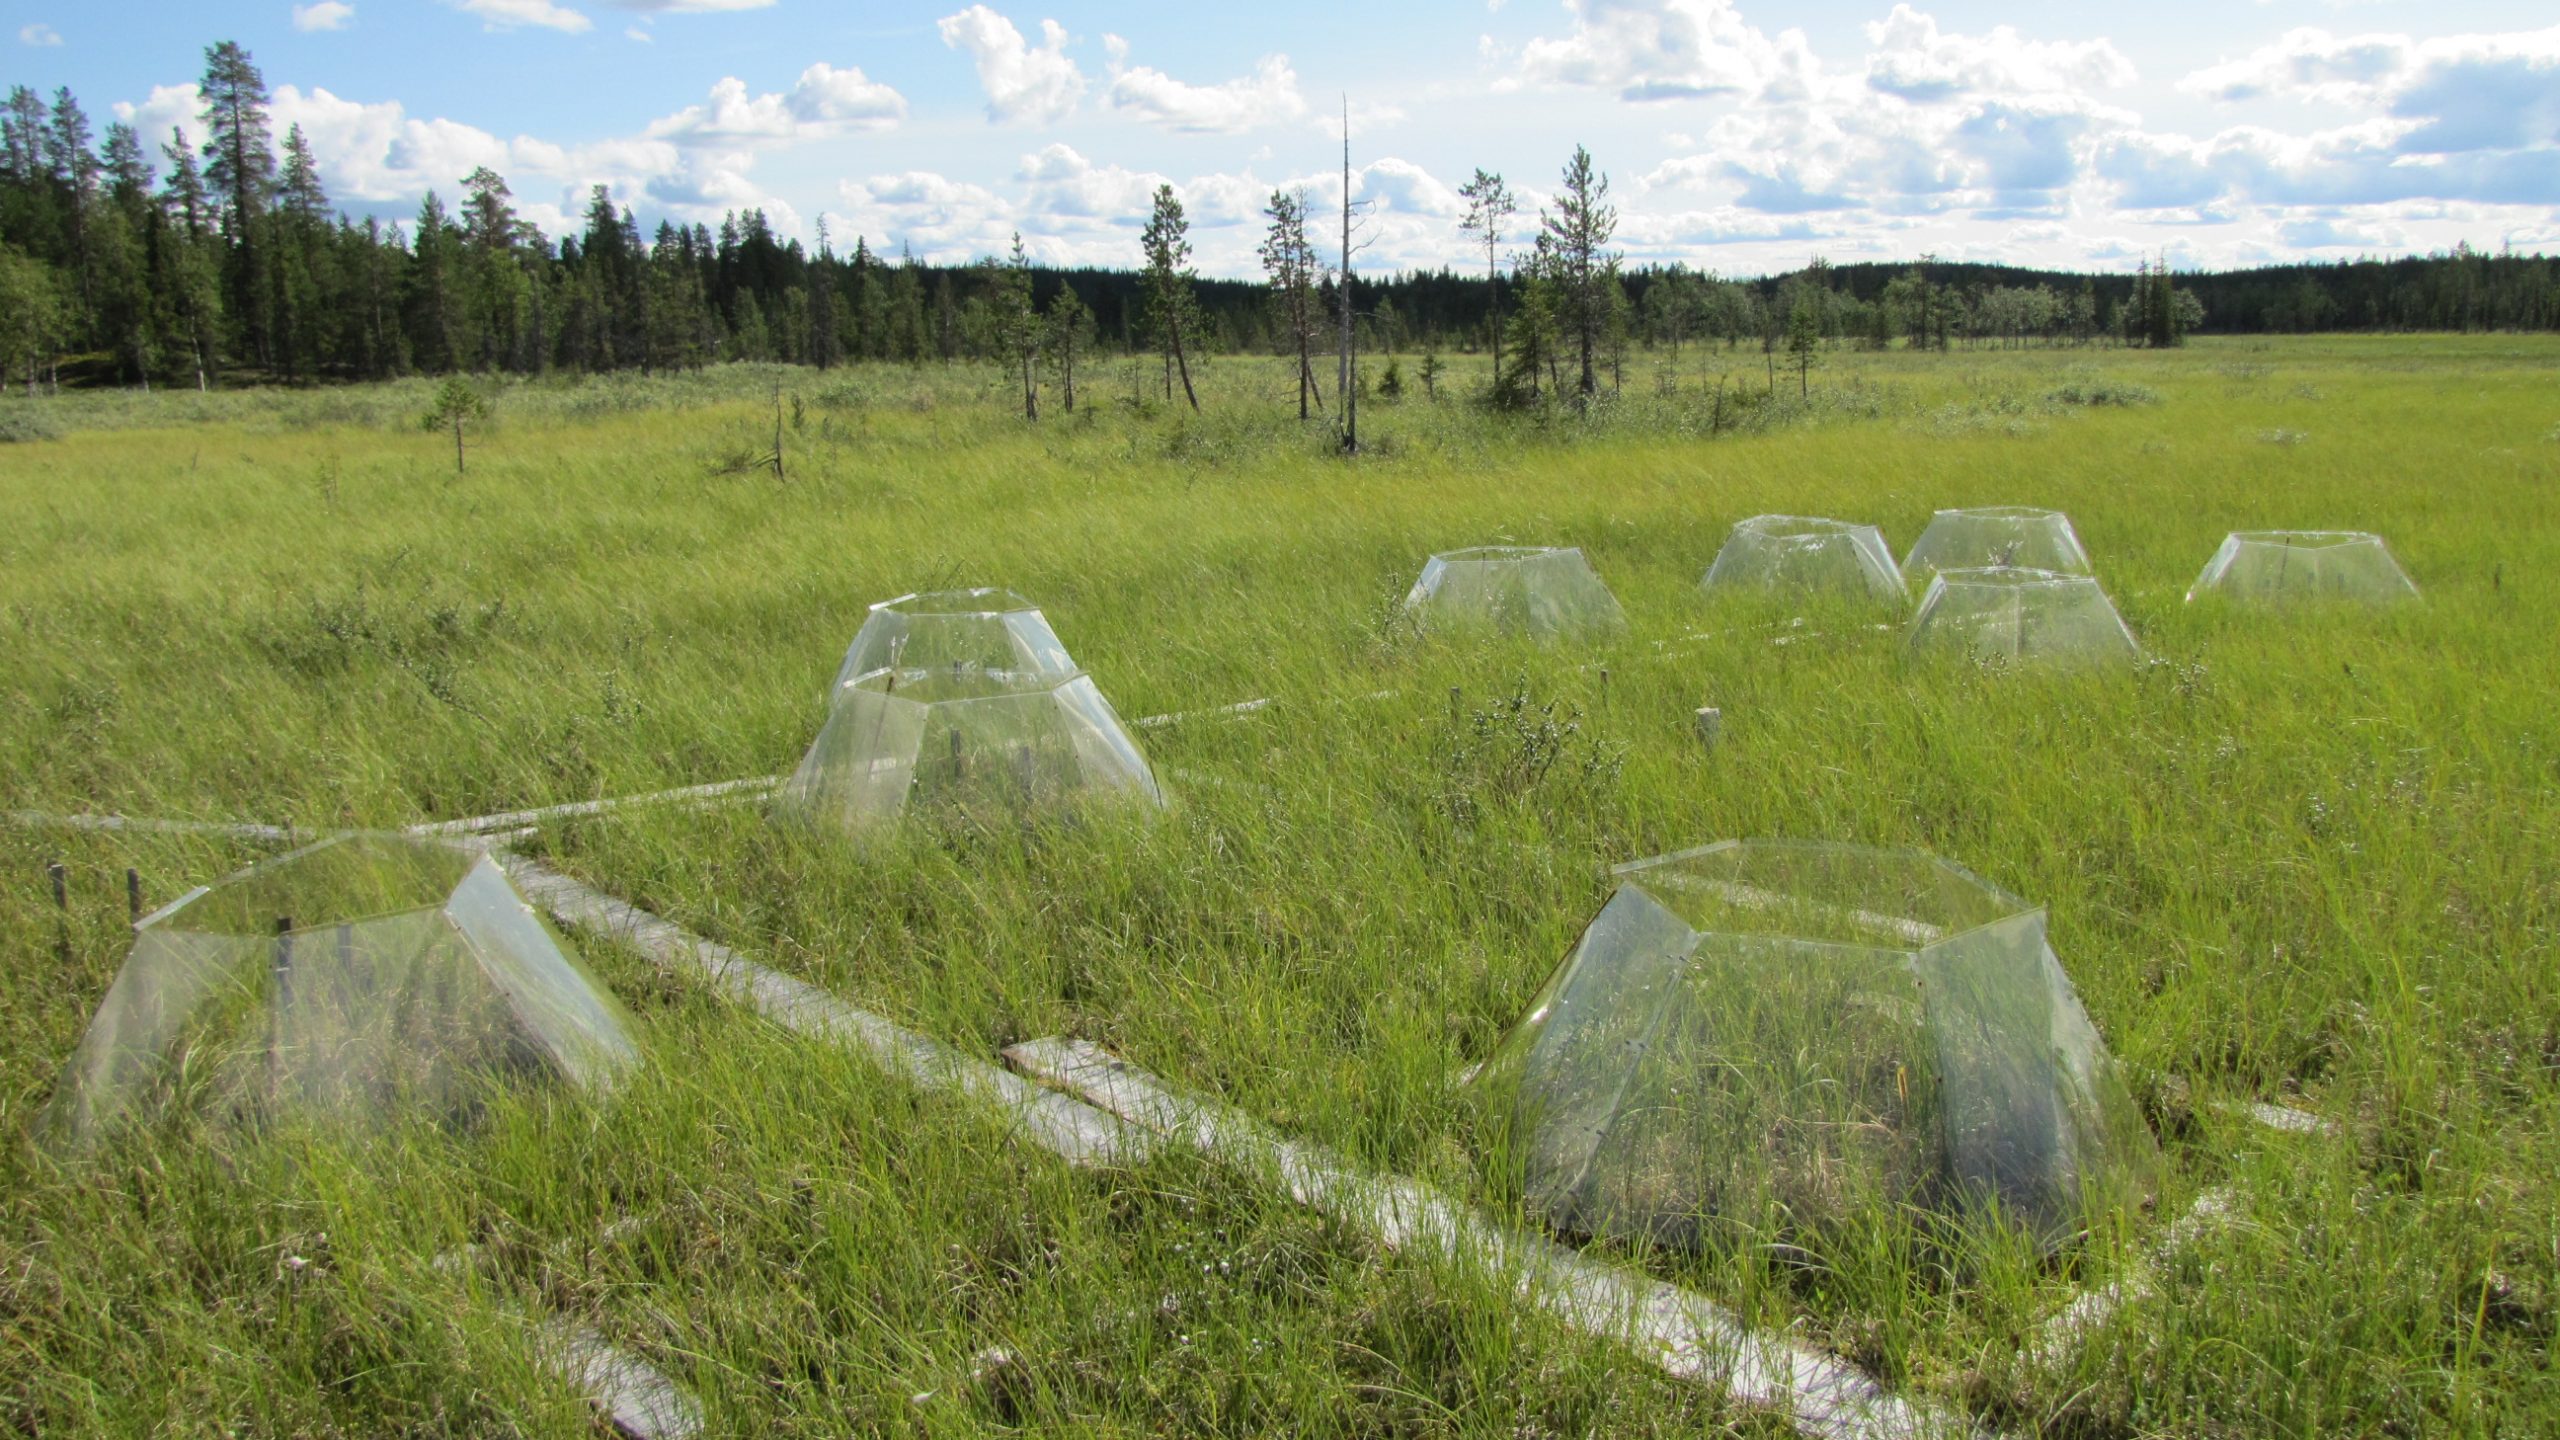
126,867,142,925
1694,705,1723,749
271,916,295,1104
771,387,786,483
50,860,69,963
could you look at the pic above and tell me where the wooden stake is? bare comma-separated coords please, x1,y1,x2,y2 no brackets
771,387,786,483
50,860,69,962
271,916,295,1103
126,867,141,925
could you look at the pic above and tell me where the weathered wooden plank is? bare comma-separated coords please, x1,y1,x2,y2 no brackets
5,809,305,843
1132,696,1272,730
2029,1188,2234,1364
537,1318,705,1440
407,776,781,837
2236,1100,2337,1136
1002,1036,1977,1440
501,857,1149,1169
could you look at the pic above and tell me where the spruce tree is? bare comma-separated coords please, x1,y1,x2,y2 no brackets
271,124,331,381
410,190,458,372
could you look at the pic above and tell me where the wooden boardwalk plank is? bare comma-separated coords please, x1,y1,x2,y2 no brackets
537,1318,705,1440
5,809,305,843
1002,1036,1979,1440
501,857,1150,1169
407,776,780,837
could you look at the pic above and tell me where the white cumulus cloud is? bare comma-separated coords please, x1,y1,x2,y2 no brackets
938,6,1085,125
448,0,592,33
1510,0,1793,102
1863,4,2135,101
293,2,355,31
2181,27,2413,104
644,63,907,145
20,22,65,46
1108,51,1307,133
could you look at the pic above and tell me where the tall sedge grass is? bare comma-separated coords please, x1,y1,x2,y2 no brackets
3,334,2556,1434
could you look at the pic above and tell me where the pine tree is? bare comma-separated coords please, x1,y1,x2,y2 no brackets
271,122,332,380
1495,241,1560,408
1042,282,1091,413
0,88,46,190
100,123,152,208
987,231,1041,420
150,129,220,388
1138,183,1202,411
1258,187,1324,419
1457,168,1514,381
199,41,276,369
1542,145,1617,401
45,88,99,339
1783,284,1821,396
459,166,529,370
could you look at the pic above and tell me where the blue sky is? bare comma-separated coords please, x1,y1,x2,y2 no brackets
11,1,2558,277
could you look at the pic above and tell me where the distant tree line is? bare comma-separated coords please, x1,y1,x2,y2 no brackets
4,38,2557,398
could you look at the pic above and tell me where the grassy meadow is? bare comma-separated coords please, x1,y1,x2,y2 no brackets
3,335,2557,1436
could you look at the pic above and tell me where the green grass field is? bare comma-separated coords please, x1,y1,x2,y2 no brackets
4,335,2557,1435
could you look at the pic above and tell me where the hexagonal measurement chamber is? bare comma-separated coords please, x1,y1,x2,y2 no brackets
2186,531,2418,605
44,836,639,1150
1901,506,2092,578
1403,546,1626,641
1482,840,2157,1251
1906,566,2140,667
830,587,1077,694
1701,515,1907,604
782,666,1163,831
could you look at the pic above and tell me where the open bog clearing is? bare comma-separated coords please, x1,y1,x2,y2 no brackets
4,335,2558,1436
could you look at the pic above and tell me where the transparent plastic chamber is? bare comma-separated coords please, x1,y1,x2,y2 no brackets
1906,566,2141,667
831,588,1077,692
44,837,639,1149
782,667,1163,830
1404,547,1627,640
1482,842,2157,1250
1902,507,2092,578
1701,515,1907,604
2187,531,2418,605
